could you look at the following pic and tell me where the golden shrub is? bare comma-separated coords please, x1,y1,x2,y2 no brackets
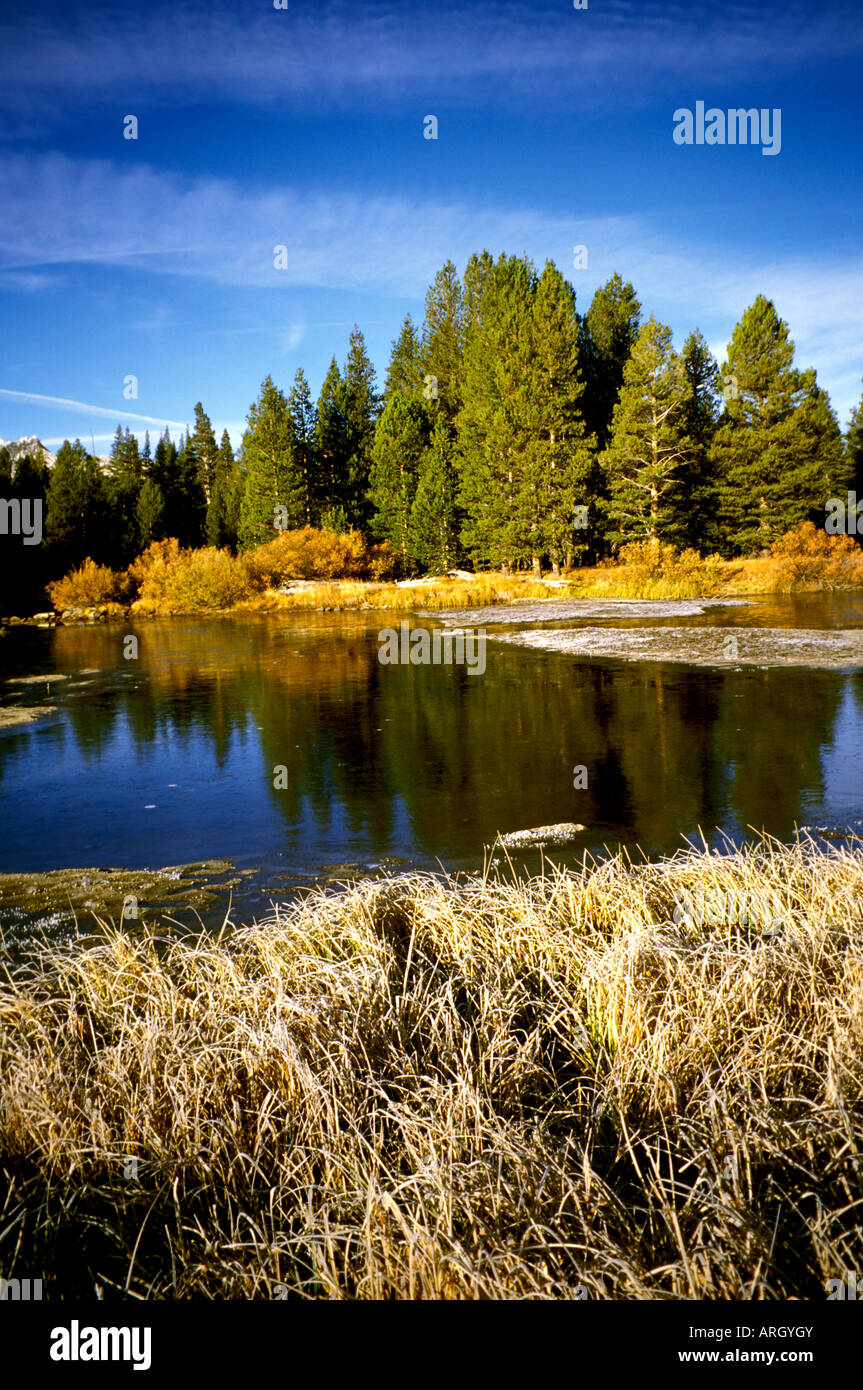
241,527,396,589
47,558,131,610
129,540,246,611
768,522,863,589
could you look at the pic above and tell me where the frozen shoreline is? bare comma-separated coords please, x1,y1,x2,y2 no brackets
494,624,863,669
425,597,750,626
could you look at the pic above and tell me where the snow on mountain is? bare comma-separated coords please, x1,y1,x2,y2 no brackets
0,435,57,468
0,437,111,471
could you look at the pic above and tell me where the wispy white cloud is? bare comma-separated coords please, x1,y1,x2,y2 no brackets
1,152,861,418
39,433,116,448
130,304,183,334
1,1,859,116
0,270,61,292
281,323,306,354
0,151,592,295
0,388,188,430
40,420,247,449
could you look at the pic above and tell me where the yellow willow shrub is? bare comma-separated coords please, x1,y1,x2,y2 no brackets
592,539,725,598
767,521,863,590
130,540,247,611
47,557,132,609
241,527,396,589
127,538,183,606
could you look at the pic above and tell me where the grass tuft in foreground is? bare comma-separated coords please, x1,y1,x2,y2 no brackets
1,834,861,1300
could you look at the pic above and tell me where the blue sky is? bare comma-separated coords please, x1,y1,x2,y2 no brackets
1,0,862,454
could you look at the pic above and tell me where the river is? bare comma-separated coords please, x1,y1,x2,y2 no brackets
2,592,863,931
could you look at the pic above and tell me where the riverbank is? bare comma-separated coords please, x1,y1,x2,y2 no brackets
1,835,860,1299
3,521,862,626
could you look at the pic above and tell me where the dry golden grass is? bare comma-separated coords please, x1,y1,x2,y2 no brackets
567,526,863,599
1,834,861,1300
248,572,565,612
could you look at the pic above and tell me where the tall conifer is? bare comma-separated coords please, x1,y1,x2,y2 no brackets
579,273,641,452
383,315,425,404
45,439,107,566
341,325,378,529
410,415,460,572
288,368,318,525
238,376,304,549
369,394,428,565
602,316,691,546
712,297,848,552
678,329,721,550
421,261,464,421
314,357,349,530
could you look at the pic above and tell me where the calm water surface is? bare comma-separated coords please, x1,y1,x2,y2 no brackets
2,593,863,925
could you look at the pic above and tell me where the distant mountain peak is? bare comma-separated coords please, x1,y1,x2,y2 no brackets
0,436,111,472
0,435,57,469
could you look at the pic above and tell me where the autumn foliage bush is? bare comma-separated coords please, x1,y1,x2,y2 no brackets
240,526,396,589
48,530,400,615
129,539,247,611
767,521,863,589
47,558,132,610
593,538,725,597
126,538,182,605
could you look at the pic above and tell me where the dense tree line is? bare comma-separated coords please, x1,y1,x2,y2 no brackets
2,251,860,611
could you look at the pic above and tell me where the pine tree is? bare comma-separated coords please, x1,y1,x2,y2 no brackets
678,329,721,550
457,253,537,568
341,325,379,529
579,273,642,452
410,414,460,572
221,430,243,545
189,402,220,500
173,432,207,548
206,430,241,548
137,479,165,547
150,429,179,535
108,425,142,490
786,376,847,530
287,368,318,525
457,254,594,572
712,296,849,553
238,375,304,549
314,357,349,530
524,262,597,572
106,426,143,562
462,250,494,337
45,439,107,566
602,315,691,546
845,380,863,507
369,394,428,565
421,260,464,421
383,314,425,404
